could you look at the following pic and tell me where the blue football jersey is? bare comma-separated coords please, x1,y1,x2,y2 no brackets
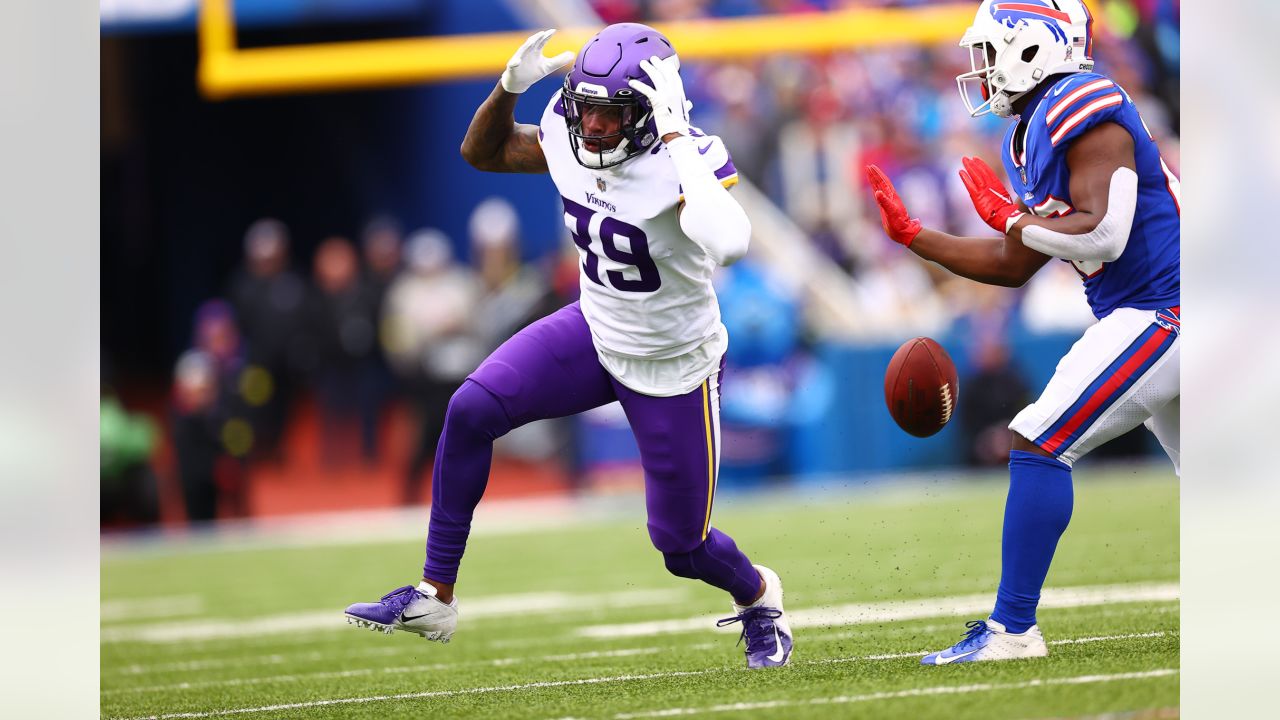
1002,72,1180,319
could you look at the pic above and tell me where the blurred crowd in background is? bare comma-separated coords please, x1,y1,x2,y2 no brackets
100,0,1179,528
103,198,574,526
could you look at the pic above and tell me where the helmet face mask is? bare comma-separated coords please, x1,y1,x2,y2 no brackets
562,23,675,170
957,39,1002,117
956,0,1096,118
563,80,653,169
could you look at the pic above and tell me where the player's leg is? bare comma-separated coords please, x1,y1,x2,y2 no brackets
923,306,1179,665
1145,395,1180,475
345,302,616,640
613,363,792,668
1143,319,1180,475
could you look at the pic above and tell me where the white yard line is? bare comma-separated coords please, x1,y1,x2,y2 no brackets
107,663,1179,720
102,588,685,644
108,669,718,720
578,582,1179,638
107,641,722,680
101,595,205,623
102,647,673,695
101,497,630,558
106,645,407,677
611,669,1180,719
803,603,1177,643
103,631,1167,697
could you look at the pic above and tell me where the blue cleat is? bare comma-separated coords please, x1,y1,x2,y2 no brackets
344,582,458,643
716,565,793,668
921,619,1048,665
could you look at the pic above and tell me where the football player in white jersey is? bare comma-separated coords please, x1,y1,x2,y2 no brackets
343,24,793,669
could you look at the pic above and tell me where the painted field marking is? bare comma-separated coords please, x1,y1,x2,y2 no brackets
578,582,1179,638
102,596,205,623
102,647,680,696
103,631,1166,698
102,588,685,644
107,662,1179,720
611,669,1180,719
108,669,718,720
103,588,1178,672
803,603,1177,643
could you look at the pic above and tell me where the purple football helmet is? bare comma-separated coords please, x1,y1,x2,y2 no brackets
562,23,676,169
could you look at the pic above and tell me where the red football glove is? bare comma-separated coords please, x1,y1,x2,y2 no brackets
865,164,922,247
958,156,1025,234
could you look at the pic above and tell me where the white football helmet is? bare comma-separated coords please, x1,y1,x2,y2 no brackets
957,0,1096,118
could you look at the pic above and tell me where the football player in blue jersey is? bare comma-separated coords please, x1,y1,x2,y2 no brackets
866,0,1180,665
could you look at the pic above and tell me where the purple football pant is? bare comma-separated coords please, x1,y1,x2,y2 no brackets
424,302,761,603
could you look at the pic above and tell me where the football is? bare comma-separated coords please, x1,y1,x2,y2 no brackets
884,337,959,438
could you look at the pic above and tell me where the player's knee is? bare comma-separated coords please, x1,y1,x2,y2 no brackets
662,546,701,579
656,523,710,579
444,380,512,441
648,519,702,554
1010,430,1053,458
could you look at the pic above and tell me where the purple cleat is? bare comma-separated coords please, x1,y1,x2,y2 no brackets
344,582,458,643
716,565,793,668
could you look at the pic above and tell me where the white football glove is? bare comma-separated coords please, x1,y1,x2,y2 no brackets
627,55,692,139
500,29,575,95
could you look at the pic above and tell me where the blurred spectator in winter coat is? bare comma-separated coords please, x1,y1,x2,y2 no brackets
308,236,382,465
170,349,249,522
381,229,482,503
226,218,308,460
468,198,561,465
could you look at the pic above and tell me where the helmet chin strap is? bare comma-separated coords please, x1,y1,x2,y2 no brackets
576,138,633,169
990,91,1015,118
989,87,1032,118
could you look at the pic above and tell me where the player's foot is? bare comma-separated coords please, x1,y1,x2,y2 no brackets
920,619,1048,665
716,565,793,668
344,582,458,643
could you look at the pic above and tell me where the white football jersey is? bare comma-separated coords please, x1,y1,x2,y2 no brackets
538,92,740,396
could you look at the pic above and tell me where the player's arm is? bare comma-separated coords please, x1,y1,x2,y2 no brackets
459,30,573,174
865,165,1049,288
1009,122,1139,262
459,85,547,173
629,57,751,266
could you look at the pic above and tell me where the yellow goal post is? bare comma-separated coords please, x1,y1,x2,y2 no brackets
197,0,978,99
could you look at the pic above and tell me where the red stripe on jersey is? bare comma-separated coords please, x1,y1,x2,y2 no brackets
1050,92,1123,146
1041,326,1174,453
1046,79,1115,123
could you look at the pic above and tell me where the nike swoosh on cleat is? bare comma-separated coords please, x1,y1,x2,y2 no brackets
767,627,786,663
934,648,982,665
401,612,431,621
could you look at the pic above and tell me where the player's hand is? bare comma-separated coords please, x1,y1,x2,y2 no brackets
959,156,1025,234
627,55,692,140
865,165,922,247
501,29,575,95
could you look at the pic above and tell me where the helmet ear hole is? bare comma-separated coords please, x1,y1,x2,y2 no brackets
1021,45,1040,63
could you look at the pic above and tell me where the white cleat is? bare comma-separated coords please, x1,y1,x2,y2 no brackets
921,619,1048,665
343,582,459,643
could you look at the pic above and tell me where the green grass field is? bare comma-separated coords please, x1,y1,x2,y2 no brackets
101,466,1178,719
